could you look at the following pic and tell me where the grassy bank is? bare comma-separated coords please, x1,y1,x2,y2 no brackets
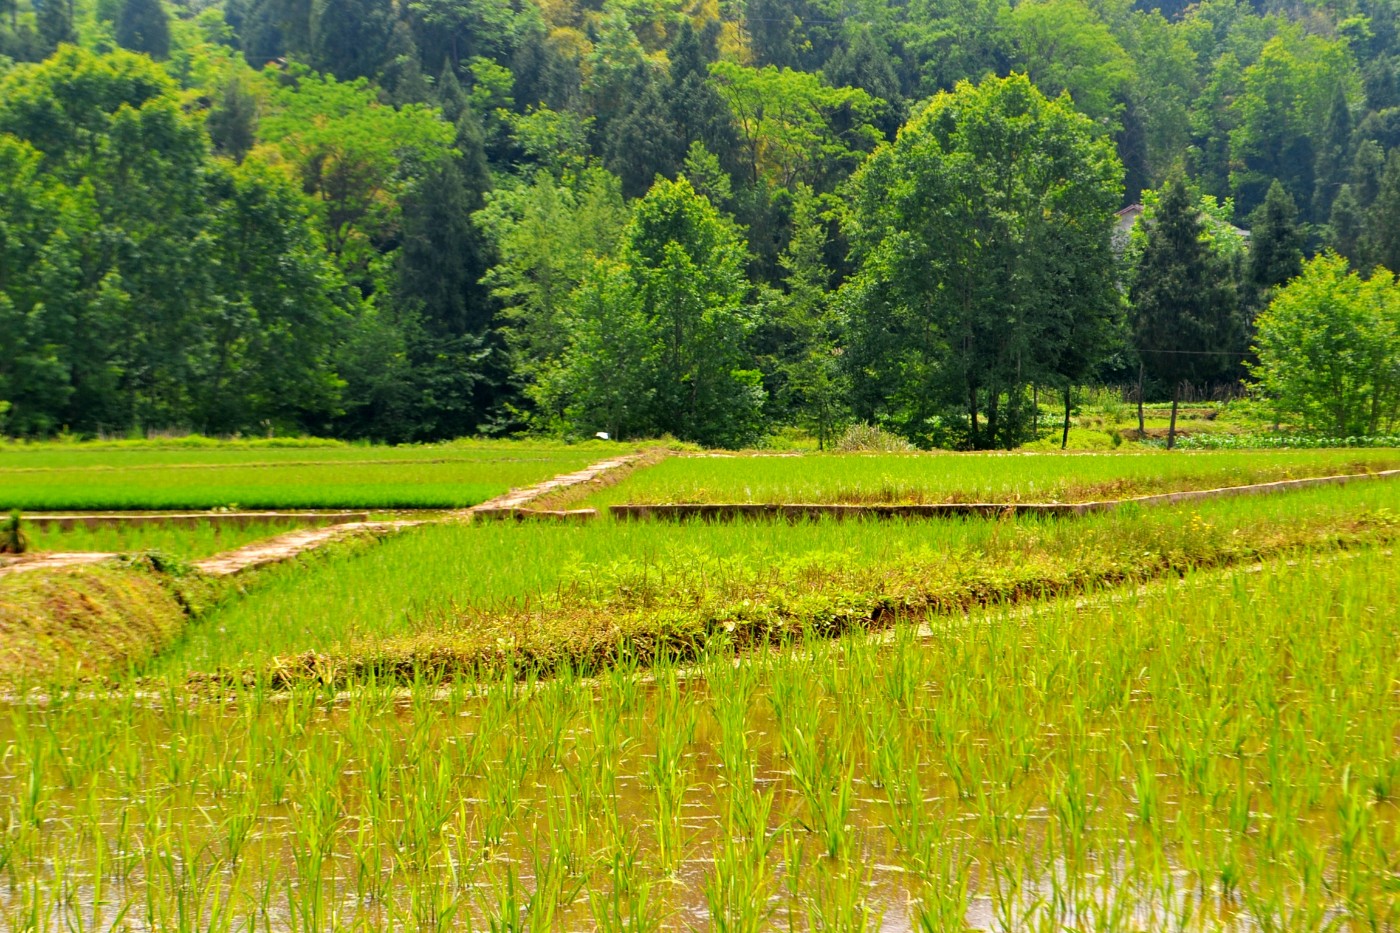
2,547,1395,930
154,478,1400,682
566,448,1400,508
0,557,221,682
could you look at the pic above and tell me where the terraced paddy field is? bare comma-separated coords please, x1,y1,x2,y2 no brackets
1,446,1397,931
20,518,314,561
150,476,1400,679
2,547,1397,931
0,439,618,511
564,448,1400,508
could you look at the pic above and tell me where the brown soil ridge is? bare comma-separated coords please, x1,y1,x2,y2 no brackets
0,552,116,576
189,520,424,576
610,468,1400,522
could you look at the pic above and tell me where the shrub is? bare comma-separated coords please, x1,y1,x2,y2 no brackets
0,511,27,555
833,423,917,453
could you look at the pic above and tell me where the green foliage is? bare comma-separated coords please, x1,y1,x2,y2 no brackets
1007,0,1135,128
1250,252,1400,436
846,73,1122,449
771,185,848,449
709,60,882,191
556,177,765,447
478,166,629,425
0,509,26,554
1131,176,1242,437
9,0,1400,448
257,64,454,286
113,0,168,59
0,48,353,436
206,72,259,161
1244,179,1304,310
1360,149,1400,273
36,0,75,52
1229,28,1360,217
1126,181,1248,267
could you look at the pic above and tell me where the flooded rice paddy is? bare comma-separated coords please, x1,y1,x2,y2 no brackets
1,548,1397,931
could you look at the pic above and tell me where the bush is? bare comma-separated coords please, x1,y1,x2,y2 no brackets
1,510,28,555
834,423,917,452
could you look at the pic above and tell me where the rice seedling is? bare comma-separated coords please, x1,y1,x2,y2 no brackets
0,440,613,511
22,519,309,560
0,512,1397,930
150,477,1400,677
576,447,1400,508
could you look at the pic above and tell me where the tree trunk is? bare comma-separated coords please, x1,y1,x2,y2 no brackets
1167,385,1180,450
1032,384,1039,435
987,388,1000,451
968,378,979,449
1062,384,1072,450
1137,362,1145,435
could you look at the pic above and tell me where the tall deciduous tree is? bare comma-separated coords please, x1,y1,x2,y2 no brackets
1130,176,1242,448
1251,252,1399,435
557,177,765,447
709,61,882,192
0,49,350,436
257,65,454,289
845,73,1122,449
477,166,628,428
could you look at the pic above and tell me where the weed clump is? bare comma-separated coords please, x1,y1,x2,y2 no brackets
833,423,916,453
0,510,27,554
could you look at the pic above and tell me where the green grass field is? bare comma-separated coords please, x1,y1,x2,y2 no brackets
0,439,619,510
568,448,1400,507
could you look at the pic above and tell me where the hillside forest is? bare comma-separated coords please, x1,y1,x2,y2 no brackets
2,0,1400,447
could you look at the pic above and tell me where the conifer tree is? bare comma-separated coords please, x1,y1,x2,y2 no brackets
36,0,76,53
207,76,258,162
1245,180,1304,312
436,60,468,123
1131,176,1241,448
1361,150,1400,273
1327,183,1363,262
1313,85,1353,221
114,0,170,59
308,0,392,80
776,185,847,448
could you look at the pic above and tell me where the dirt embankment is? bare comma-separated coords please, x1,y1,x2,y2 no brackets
0,556,221,682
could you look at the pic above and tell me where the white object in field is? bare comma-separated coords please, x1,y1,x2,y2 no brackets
596,432,610,440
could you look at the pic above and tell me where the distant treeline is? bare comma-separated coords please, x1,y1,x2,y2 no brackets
1,0,1398,446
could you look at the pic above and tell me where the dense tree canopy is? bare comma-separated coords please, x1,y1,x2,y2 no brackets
1251,253,1399,436
2,0,1400,445
844,74,1122,449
